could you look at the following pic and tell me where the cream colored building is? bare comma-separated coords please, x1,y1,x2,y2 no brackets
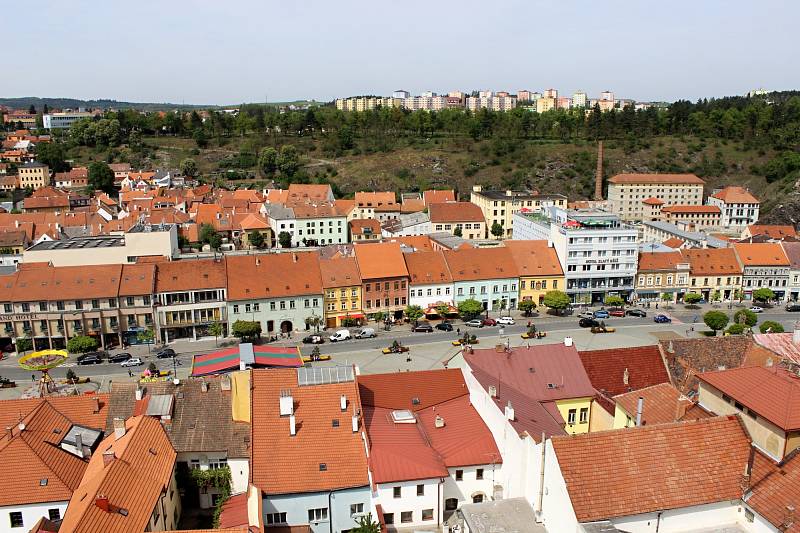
607,173,705,221
469,185,567,239
536,97,556,113
334,97,399,111
660,205,721,230
466,95,517,111
572,91,587,108
18,162,50,190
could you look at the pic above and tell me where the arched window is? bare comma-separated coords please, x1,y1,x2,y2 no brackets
445,498,458,511
472,494,484,504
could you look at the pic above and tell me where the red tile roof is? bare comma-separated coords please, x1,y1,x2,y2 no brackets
355,192,396,208
319,256,362,288
614,383,693,426
608,173,705,184
551,416,751,523
225,253,322,300
504,240,564,277
747,225,796,240
680,247,742,276
429,202,485,223
698,366,800,431
578,345,670,398
403,251,453,285
353,242,408,280
349,218,381,236
0,394,109,431
712,186,759,204
637,250,684,271
443,247,518,281
661,237,685,249
423,189,456,206
250,368,369,495
642,197,663,206
733,242,790,266
155,258,227,292
747,450,800,531
661,205,720,214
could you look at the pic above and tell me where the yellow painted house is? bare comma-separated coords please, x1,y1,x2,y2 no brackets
555,396,593,435
319,256,364,328
505,240,565,307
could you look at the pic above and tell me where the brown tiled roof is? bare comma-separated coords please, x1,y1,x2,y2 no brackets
250,368,369,495
747,225,796,240
118,263,156,297
733,242,790,266
287,184,332,203
353,242,408,280
578,345,670,398
105,378,251,457
661,205,720,214
782,242,800,269
551,416,751,523
60,416,176,533
504,240,563,277
292,202,340,219
747,450,800,531
712,186,759,204
0,394,109,431
429,202,485,223
226,253,322,300
698,366,800,431
661,237,685,249
355,191,396,208
680,247,742,276
423,189,456,206
3,264,126,302
607,173,705,184
443,247,518,281
348,218,381,236
400,198,426,213
403,251,453,285
614,383,693,426
358,369,468,412
0,229,27,247
637,250,684,271
319,256,362,288
156,258,227,292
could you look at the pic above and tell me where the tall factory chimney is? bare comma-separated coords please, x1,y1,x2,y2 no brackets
594,140,604,201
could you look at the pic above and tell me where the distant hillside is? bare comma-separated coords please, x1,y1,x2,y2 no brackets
0,97,210,112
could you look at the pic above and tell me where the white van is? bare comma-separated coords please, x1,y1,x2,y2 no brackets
329,329,351,342
354,327,376,339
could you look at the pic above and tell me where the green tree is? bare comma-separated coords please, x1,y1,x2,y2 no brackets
733,309,758,327
435,303,450,318
703,311,729,336
231,320,261,341
453,226,463,237
353,513,380,533
519,299,537,316
193,128,209,148
405,305,424,326
34,141,70,173
257,147,278,177
733,289,743,302
67,335,99,354
490,222,504,238
136,328,155,345
604,296,625,307
683,293,702,305
759,320,784,333
208,322,224,347
726,323,746,335
180,157,198,177
248,230,265,249
661,293,673,303
458,298,484,319
15,337,32,354
199,223,222,250
87,161,115,194
278,231,292,248
277,145,300,177
753,287,775,303
711,290,721,303
542,290,571,315
372,311,386,323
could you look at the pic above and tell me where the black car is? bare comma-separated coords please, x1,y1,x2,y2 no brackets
302,335,325,344
78,354,102,365
579,318,600,328
787,303,800,312
77,351,107,362
625,309,647,317
156,347,176,359
413,323,434,333
109,352,131,363
436,322,454,331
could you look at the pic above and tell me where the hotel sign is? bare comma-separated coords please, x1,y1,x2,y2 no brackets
585,259,620,265
0,313,39,321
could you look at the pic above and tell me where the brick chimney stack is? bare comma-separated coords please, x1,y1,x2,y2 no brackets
594,141,604,201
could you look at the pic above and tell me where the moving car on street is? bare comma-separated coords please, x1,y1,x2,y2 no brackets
302,334,325,344
465,319,484,328
749,306,764,313
654,314,672,323
329,329,351,342
625,309,647,317
496,316,515,325
78,354,103,365
109,352,131,363
156,347,176,359
482,318,497,326
594,310,610,319
120,357,143,367
608,308,625,317
579,318,600,328
436,322,453,331
413,322,433,333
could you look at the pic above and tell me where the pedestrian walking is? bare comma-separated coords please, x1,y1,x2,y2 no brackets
456,327,461,335
31,374,35,382
128,369,133,378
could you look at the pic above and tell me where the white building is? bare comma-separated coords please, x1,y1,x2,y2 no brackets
404,251,454,310
42,111,94,129
572,91,587,108
381,212,431,238
707,186,760,229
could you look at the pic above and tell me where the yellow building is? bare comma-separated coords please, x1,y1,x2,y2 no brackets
536,97,556,113
319,256,364,328
680,248,743,302
17,162,50,190
635,250,690,303
505,240,565,306
470,185,567,239
556,397,593,435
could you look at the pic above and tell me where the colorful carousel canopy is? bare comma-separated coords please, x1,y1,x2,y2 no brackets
191,343,303,377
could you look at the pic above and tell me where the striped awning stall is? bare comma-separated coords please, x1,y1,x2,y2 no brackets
191,343,303,377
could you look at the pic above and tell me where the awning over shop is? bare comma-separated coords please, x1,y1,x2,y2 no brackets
423,303,458,315
191,343,303,377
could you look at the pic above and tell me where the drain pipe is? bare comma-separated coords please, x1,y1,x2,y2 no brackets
536,432,546,519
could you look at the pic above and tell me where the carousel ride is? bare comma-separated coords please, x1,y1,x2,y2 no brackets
18,349,69,396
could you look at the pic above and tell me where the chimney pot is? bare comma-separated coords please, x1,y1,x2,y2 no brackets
435,415,445,428
95,495,110,513
113,417,126,440
102,448,115,466
504,401,515,421
352,414,359,433
564,336,573,347
636,397,644,427
93,396,101,414
289,414,296,436
340,394,347,412
134,387,143,401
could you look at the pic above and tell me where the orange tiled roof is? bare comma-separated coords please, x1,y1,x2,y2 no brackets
733,242,790,266
443,247,518,281
403,251,453,284
712,186,759,204
661,237,685,248
429,202,485,223
642,197,663,206
747,225,797,240
3,264,127,301
60,416,176,533
319,256,362,288
747,450,800,531
551,416,751,523
225,253,322,300
349,218,381,236
423,189,456,206
614,383,693,426
661,205,720,214
355,191,396,208
287,184,332,203
504,240,563,277
578,345,670,399
637,250,684,271
400,198,426,213
390,235,432,251
156,258,227,292
608,173,705,184
0,394,109,432
250,368,369,495
353,242,408,280
680,248,742,276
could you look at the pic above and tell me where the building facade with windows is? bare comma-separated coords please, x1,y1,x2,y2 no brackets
225,254,324,335
354,242,409,320
42,111,94,129
607,173,705,221
732,243,790,301
319,256,364,328
17,162,50,190
635,251,691,303
504,240,564,306
404,251,454,310
707,186,760,229
680,248,743,301
428,202,486,240
443,247,519,312
470,185,567,239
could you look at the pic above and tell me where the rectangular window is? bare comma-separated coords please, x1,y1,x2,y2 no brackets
21,303,30,312
92,299,100,309
417,484,424,496
39,301,47,311
266,512,287,525
422,509,434,521
350,503,364,516
253,303,260,312
9,512,23,528
455,469,463,481
270,301,276,311
56,300,65,311
476,468,484,480
568,409,577,425
393,486,401,498
48,509,60,521
233,305,239,314
126,296,135,306
401,512,413,524
579,407,589,424
308,508,328,522
384,513,394,525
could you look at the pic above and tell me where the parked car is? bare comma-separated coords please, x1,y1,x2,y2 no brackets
654,314,672,323
593,310,610,319
77,351,107,362
577,311,595,319
354,327,377,339
465,319,484,328
156,347,176,359
625,309,647,317
413,322,433,333
329,329,352,342
120,357,143,367
302,334,325,344
109,352,131,363
579,318,600,328
78,354,102,365
436,322,453,331
787,303,800,312
608,308,625,317
482,318,497,326
496,316,515,325
749,306,764,313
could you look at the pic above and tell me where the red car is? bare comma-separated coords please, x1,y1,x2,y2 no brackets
482,318,497,326
608,308,625,317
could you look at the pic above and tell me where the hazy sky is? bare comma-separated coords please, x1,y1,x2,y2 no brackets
8,0,798,105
